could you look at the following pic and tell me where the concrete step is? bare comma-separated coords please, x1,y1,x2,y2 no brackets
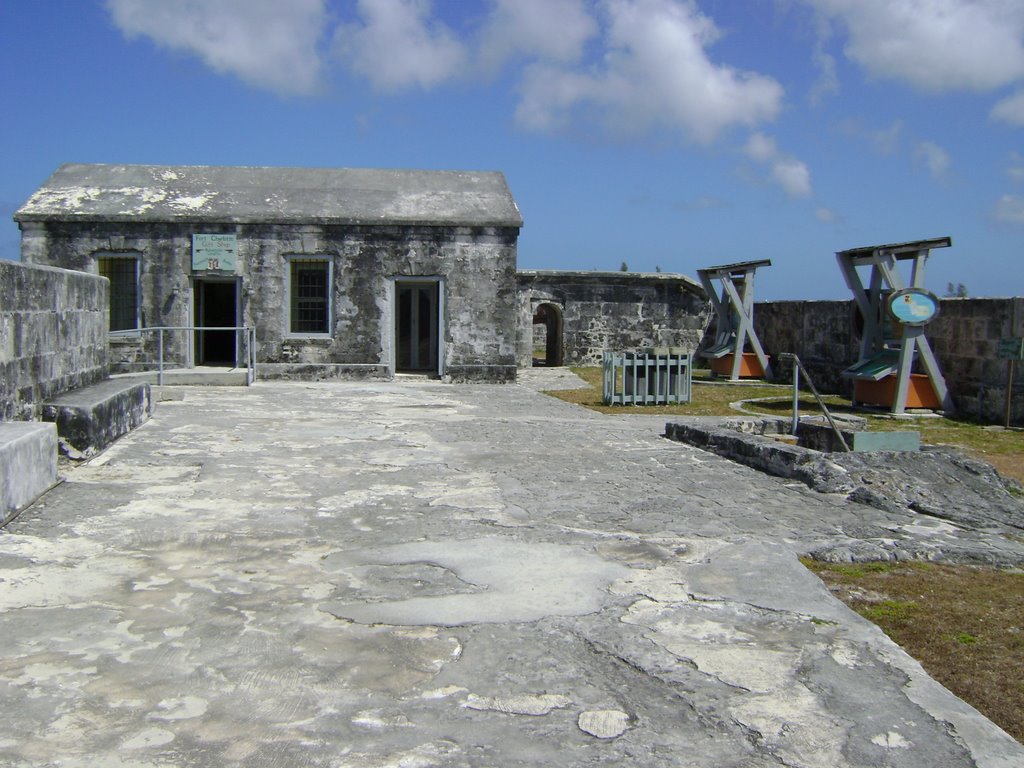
42,379,153,458
113,367,251,386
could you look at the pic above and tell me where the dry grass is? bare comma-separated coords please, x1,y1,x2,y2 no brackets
547,366,797,417
802,560,1024,743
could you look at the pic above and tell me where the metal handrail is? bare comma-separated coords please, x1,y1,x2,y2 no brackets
778,352,850,452
109,325,257,386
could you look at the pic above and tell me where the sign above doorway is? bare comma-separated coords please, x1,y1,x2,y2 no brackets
192,234,237,272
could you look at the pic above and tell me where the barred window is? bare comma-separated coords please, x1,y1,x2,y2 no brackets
289,258,331,335
97,255,139,331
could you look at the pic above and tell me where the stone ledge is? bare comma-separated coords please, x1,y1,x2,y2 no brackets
0,422,57,525
257,363,389,381
42,379,153,458
664,419,1024,536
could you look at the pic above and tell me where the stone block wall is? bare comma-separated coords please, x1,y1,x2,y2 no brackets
752,297,1024,426
517,271,711,367
246,224,519,382
926,298,1024,424
751,301,858,393
22,221,519,382
0,260,108,421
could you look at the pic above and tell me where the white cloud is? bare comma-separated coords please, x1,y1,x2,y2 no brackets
870,120,904,155
743,133,813,198
815,207,839,223
674,195,728,212
334,0,467,90
1007,152,1024,183
805,0,1024,92
992,89,1024,125
838,118,904,154
478,0,598,72
808,15,839,104
106,0,327,95
515,0,784,144
992,194,1024,224
914,140,950,180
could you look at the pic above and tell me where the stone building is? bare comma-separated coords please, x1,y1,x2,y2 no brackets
15,163,523,382
517,270,709,367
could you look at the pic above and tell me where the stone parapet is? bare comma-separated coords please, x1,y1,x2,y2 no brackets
0,260,109,422
518,271,710,367
751,297,1024,426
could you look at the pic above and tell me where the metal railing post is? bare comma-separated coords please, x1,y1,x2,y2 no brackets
790,355,799,435
779,352,850,452
247,327,255,385
115,325,256,385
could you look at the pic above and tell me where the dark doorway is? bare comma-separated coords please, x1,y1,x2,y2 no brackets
531,302,564,367
194,279,238,366
395,281,440,374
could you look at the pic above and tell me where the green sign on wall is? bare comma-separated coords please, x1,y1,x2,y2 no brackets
192,234,237,272
997,338,1024,361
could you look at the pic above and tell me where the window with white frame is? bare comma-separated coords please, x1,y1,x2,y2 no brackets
288,257,332,335
96,254,139,332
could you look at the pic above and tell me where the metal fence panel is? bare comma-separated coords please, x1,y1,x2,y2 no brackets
602,350,692,405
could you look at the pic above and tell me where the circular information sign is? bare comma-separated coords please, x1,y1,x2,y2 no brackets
888,288,940,326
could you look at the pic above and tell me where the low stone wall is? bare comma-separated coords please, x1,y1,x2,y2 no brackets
752,297,1024,426
0,422,57,524
0,260,109,421
518,271,710,367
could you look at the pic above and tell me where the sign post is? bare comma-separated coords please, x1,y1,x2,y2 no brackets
997,338,1024,428
835,237,954,414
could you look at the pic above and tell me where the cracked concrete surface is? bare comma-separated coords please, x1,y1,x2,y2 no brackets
1,375,1023,767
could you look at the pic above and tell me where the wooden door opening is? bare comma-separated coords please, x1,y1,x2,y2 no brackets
194,279,238,366
395,281,440,375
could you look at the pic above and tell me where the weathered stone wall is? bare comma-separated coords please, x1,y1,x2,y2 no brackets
20,221,191,372
517,271,711,367
0,259,108,421
22,221,519,382
927,298,1024,424
751,300,858,393
753,298,1024,425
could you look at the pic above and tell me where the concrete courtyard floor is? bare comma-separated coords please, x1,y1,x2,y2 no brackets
1,373,1023,767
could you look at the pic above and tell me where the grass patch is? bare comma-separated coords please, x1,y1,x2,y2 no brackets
860,599,919,624
545,366,796,418
802,559,1024,743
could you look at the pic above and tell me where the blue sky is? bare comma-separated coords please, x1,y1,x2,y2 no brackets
2,0,1023,300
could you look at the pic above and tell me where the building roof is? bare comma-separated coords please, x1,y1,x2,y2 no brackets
14,163,523,228
517,269,704,294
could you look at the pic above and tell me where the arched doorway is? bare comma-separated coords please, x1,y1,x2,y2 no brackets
531,302,564,367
